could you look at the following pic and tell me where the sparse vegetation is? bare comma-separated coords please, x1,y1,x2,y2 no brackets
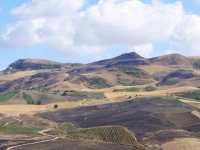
0,125,42,134
60,123,136,145
113,87,139,92
157,80,179,86
62,91,105,100
163,97,183,105
87,77,111,89
120,67,141,78
116,74,121,77
0,91,20,103
145,86,157,91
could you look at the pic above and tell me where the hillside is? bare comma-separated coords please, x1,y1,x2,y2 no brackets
1,51,200,150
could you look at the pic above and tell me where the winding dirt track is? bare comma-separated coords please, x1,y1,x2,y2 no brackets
6,128,59,150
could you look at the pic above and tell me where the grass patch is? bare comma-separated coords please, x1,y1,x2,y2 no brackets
176,91,200,101
87,77,111,89
62,91,105,100
60,123,136,145
156,80,179,86
113,87,139,92
0,125,43,134
0,91,20,103
155,96,182,105
117,79,149,86
145,86,157,91
163,97,183,105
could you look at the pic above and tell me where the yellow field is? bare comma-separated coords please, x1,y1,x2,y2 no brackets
161,138,200,150
0,86,198,117
0,70,49,81
138,65,175,75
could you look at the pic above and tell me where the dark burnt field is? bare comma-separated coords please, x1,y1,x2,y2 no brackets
37,97,200,145
13,138,138,150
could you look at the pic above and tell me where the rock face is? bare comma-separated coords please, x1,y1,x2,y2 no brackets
8,59,61,70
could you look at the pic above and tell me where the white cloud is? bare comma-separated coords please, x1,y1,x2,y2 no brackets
1,0,200,57
128,44,153,58
11,0,85,19
194,0,200,4
172,14,200,56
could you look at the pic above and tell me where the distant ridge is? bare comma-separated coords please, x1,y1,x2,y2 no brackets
8,58,61,70
149,54,195,66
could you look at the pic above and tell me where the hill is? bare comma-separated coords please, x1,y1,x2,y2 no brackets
90,52,148,67
7,58,61,71
148,54,195,66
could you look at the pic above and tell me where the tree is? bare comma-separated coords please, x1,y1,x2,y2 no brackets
54,104,58,109
36,100,41,105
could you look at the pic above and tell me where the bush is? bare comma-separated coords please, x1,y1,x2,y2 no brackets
54,104,58,109
145,86,157,91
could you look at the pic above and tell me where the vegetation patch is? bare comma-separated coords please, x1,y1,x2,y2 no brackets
23,92,41,105
62,91,105,100
176,91,200,101
145,86,157,91
193,59,200,69
156,80,179,86
113,87,139,92
0,91,20,103
0,125,43,134
30,73,51,80
60,123,136,145
117,79,149,86
120,67,141,78
87,77,111,89
164,97,183,105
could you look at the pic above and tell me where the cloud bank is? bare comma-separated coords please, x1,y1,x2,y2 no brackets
1,0,200,57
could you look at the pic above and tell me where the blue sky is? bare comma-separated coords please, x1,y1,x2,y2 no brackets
0,0,200,70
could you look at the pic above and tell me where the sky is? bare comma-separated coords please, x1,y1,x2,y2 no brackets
0,0,200,70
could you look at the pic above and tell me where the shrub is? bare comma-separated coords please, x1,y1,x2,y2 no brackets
145,86,157,91
54,104,58,109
